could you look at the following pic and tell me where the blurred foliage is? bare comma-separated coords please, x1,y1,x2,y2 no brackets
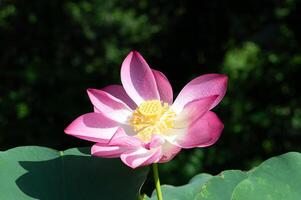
1,0,301,194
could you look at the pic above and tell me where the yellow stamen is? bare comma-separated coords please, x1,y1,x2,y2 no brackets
129,100,176,142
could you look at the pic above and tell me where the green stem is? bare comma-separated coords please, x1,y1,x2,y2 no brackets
152,163,163,200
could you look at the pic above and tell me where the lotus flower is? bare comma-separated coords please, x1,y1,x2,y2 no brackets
65,51,227,169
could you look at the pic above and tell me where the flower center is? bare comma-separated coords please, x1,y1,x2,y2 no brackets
129,100,176,142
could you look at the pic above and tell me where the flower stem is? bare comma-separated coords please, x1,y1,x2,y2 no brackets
152,163,163,200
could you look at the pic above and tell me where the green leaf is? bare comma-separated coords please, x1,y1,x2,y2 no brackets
196,170,247,200
231,152,301,200
148,173,213,200
0,146,149,200
149,152,301,200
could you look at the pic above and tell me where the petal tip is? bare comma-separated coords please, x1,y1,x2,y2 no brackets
129,50,144,61
131,50,140,55
90,145,97,155
221,74,228,82
216,74,228,85
64,122,76,135
63,123,77,136
126,50,141,59
127,51,134,57
64,126,78,137
63,127,70,134
86,88,96,95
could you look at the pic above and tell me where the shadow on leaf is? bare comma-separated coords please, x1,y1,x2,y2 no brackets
0,147,148,200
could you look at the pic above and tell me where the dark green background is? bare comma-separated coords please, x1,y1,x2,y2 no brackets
1,0,301,191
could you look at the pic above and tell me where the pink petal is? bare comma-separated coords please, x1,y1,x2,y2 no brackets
145,135,165,149
109,127,142,147
91,128,142,158
64,112,119,143
102,84,137,110
87,88,132,123
152,69,173,104
91,144,130,158
167,111,224,149
93,106,101,113
159,142,181,163
121,51,160,105
174,95,218,128
172,74,228,113
120,147,162,169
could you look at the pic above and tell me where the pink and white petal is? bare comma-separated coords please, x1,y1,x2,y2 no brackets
121,51,160,105
159,142,181,163
91,128,144,158
166,111,224,149
152,69,173,104
120,147,162,169
109,127,143,147
91,144,131,158
145,134,165,149
87,88,132,123
102,84,137,110
174,95,218,128
64,112,119,143
93,106,101,113
172,74,228,113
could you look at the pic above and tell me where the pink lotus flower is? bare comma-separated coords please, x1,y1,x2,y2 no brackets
65,51,227,169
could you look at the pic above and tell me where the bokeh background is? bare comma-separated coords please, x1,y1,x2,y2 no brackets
1,0,301,193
